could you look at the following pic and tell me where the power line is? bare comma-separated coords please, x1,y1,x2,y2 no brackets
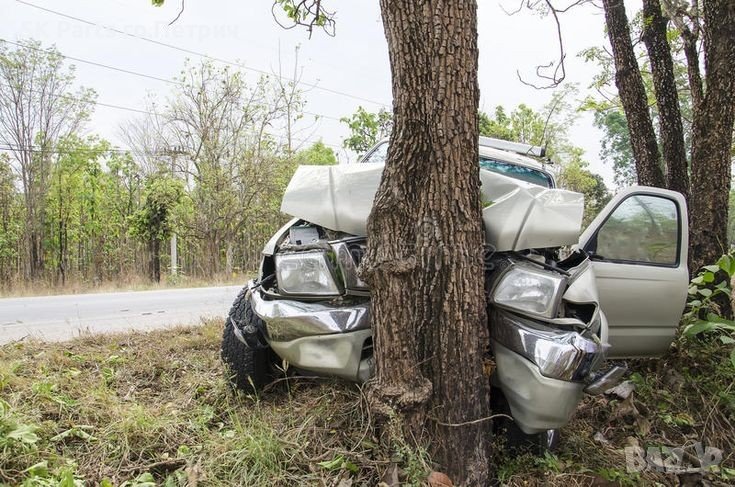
0,38,179,87
0,80,158,116
0,38,344,123
0,144,139,155
15,0,391,108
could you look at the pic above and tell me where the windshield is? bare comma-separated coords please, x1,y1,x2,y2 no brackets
362,143,553,188
479,157,553,188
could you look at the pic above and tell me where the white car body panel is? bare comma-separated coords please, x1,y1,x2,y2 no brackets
280,163,584,252
578,186,689,357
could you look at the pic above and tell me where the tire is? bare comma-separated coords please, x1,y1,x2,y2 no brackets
490,386,558,456
220,287,277,394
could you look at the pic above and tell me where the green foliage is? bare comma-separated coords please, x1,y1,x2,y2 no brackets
579,17,696,187
340,106,393,156
0,154,22,279
479,104,547,147
682,253,735,367
129,176,184,243
294,140,337,165
480,92,611,220
0,399,40,455
317,455,359,474
591,108,637,187
479,106,515,141
557,152,611,224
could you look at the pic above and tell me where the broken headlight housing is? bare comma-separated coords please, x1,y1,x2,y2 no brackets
492,265,566,319
275,251,341,296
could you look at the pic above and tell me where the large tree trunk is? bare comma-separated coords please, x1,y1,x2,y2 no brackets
602,0,666,188
641,0,689,198
688,0,735,273
361,0,491,484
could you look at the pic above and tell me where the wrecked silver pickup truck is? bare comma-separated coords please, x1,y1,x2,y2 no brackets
221,137,689,450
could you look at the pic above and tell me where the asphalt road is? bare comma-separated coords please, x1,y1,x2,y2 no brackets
0,285,243,344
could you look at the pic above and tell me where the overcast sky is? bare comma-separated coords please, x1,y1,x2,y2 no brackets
3,0,643,186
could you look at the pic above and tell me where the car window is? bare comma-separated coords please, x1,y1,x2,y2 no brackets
479,157,553,188
362,145,554,189
593,195,679,265
361,142,388,164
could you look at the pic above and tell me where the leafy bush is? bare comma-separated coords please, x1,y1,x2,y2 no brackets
0,399,39,455
682,253,735,367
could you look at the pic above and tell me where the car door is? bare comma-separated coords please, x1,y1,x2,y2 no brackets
578,186,688,358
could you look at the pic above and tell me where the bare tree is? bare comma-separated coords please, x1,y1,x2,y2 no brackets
0,40,94,279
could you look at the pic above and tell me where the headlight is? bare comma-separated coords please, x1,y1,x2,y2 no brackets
275,251,341,296
492,266,566,319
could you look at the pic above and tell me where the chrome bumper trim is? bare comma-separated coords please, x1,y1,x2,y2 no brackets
249,283,371,342
584,364,627,395
491,309,607,381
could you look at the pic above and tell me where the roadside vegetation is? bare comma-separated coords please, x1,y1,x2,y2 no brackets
0,322,393,486
2,299,734,486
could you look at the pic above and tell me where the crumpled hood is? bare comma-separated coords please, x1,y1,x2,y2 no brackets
281,163,584,251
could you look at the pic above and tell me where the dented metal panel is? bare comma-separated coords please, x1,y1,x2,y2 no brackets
280,163,584,251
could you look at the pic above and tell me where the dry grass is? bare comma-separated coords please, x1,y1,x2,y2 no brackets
1,321,733,486
0,273,249,299
495,337,735,486
0,321,412,486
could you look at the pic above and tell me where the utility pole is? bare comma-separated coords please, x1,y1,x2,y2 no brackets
166,145,187,278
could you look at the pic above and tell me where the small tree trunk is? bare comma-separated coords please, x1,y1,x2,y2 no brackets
151,238,161,283
225,240,234,275
602,0,666,188
688,0,735,273
361,0,491,483
641,0,689,199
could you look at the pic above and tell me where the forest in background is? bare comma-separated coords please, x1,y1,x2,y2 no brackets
1,13,732,293
0,41,340,292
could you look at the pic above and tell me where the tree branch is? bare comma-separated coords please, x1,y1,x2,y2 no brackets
271,0,336,38
508,0,594,89
168,0,185,26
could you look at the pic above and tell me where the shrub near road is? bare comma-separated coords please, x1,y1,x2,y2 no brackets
1,321,733,486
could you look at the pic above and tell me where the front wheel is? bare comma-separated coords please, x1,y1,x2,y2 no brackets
220,287,278,393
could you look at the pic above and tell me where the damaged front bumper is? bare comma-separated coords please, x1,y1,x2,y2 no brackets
249,284,371,341
491,309,607,382
248,282,373,382
490,309,617,433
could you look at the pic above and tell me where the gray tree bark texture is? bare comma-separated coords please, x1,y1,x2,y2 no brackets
641,0,690,199
688,0,735,273
602,0,666,188
360,0,492,484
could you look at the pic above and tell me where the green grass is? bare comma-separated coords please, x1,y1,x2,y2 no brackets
0,322,397,486
1,322,733,486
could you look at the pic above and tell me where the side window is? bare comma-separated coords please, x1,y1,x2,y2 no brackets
361,142,388,164
589,195,679,265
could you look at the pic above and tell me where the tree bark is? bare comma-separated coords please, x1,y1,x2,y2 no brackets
688,0,735,273
602,0,666,188
361,1,491,484
641,0,689,198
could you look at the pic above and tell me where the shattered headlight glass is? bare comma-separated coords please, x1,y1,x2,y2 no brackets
492,266,566,319
275,251,341,296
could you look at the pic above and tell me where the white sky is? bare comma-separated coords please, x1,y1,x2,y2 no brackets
3,0,644,187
